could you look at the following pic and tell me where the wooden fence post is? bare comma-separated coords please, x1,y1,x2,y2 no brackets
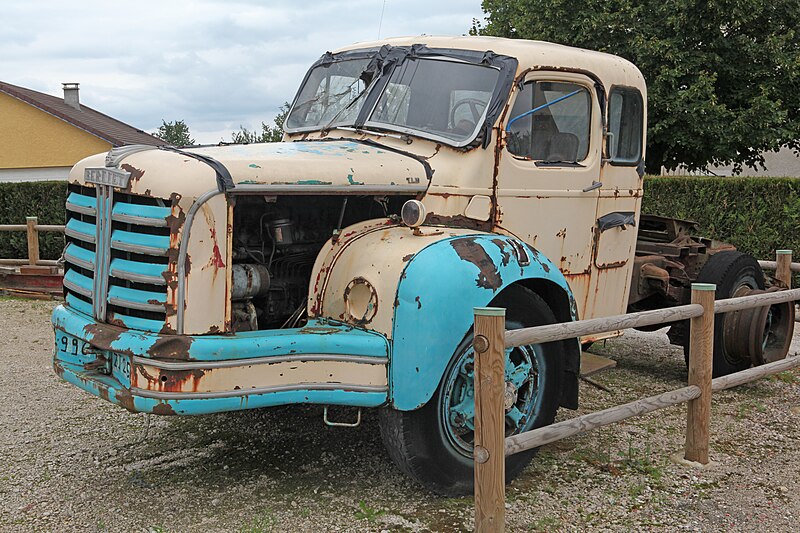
26,216,39,266
684,283,716,464
473,307,506,533
776,250,792,288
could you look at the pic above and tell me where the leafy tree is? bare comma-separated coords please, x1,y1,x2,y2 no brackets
474,0,800,174
231,102,290,144
154,119,195,147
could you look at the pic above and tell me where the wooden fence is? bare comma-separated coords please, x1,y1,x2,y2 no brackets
472,250,800,532
0,217,65,267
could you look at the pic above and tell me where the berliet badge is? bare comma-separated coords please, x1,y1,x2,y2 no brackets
84,167,131,188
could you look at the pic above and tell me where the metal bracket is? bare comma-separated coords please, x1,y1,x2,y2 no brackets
323,406,362,428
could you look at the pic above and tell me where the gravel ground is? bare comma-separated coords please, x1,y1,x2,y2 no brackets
1,298,798,532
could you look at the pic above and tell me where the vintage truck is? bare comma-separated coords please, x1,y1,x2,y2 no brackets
53,36,794,495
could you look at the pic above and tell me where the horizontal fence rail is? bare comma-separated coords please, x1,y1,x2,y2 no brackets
0,217,65,267
473,250,800,533
758,260,800,273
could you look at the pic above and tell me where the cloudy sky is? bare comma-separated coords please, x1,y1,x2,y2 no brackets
2,1,486,143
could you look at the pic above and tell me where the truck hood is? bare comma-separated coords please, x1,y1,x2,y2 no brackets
70,140,431,199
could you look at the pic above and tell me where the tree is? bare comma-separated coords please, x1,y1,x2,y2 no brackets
154,119,195,147
474,0,800,174
231,102,291,144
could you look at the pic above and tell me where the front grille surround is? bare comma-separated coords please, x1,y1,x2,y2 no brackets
64,183,175,332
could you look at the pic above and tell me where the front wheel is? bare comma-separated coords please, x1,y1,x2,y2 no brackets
378,287,564,496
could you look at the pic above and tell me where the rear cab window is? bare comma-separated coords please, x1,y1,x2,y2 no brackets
607,87,644,164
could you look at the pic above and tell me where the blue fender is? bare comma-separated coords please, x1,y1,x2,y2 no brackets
390,234,577,411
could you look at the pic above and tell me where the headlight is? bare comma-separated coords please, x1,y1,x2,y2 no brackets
401,200,427,227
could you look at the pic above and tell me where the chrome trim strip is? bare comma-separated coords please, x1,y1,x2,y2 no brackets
65,227,96,244
111,213,168,227
110,268,166,285
132,354,389,370
131,383,388,400
92,184,113,320
66,201,96,216
105,144,159,168
64,250,94,271
64,278,93,298
108,296,164,313
111,240,169,256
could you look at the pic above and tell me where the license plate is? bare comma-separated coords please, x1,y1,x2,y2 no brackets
55,330,131,383
112,353,131,383
56,331,88,358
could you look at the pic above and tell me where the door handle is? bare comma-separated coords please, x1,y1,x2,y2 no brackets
582,180,602,192
597,211,636,232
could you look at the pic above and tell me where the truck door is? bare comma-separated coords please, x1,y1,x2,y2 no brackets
494,72,602,320
584,86,646,319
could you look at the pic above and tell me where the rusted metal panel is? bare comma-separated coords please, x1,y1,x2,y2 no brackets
132,358,387,394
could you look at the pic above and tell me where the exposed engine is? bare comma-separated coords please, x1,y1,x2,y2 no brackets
230,195,410,332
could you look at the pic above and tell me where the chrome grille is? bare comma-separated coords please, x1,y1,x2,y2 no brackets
64,183,172,332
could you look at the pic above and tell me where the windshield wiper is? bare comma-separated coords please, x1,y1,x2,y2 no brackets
320,82,373,134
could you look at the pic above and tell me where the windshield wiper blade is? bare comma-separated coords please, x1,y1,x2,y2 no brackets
320,84,372,134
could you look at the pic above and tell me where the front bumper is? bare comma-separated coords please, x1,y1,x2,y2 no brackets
52,305,390,415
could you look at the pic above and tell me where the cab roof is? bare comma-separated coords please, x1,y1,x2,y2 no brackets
333,35,646,92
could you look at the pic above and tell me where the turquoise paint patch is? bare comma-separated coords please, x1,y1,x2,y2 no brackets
390,235,575,411
111,229,169,253
296,180,333,185
112,201,170,221
346,168,364,185
248,163,262,168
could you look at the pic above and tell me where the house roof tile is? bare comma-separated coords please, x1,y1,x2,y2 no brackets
0,81,163,147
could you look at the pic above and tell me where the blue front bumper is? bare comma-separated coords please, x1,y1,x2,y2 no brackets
52,305,390,415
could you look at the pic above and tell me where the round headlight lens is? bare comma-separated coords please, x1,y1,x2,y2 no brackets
401,200,427,227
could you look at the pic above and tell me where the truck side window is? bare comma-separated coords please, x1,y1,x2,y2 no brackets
608,87,643,164
507,81,591,163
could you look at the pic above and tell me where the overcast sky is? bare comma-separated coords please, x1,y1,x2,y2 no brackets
1,1,485,143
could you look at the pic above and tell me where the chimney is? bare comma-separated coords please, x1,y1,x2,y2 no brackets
62,83,80,110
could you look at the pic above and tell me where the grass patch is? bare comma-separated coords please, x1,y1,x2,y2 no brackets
354,500,386,522
529,515,561,531
239,510,276,533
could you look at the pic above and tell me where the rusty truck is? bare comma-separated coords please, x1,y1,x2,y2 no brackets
53,36,795,495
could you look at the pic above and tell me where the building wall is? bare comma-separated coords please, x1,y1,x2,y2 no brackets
663,146,800,177
0,92,111,170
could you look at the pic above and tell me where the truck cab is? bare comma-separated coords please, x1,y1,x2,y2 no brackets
54,36,650,495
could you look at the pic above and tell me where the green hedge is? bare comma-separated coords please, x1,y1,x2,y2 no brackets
0,177,797,264
0,181,67,260
642,176,800,260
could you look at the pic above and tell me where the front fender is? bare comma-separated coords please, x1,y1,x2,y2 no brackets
391,234,576,410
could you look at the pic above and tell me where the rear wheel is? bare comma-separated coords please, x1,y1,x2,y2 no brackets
685,251,793,376
378,287,564,496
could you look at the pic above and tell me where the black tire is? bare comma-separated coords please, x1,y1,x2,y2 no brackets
378,286,564,496
685,251,765,377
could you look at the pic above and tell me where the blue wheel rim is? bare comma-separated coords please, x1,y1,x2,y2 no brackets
440,342,543,458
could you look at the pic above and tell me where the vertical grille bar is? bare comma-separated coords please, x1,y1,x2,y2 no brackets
92,184,114,321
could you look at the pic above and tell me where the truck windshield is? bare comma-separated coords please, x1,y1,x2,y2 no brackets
286,54,502,146
285,58,373,131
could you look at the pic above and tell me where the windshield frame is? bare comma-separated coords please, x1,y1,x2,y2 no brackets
284,45,518,149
